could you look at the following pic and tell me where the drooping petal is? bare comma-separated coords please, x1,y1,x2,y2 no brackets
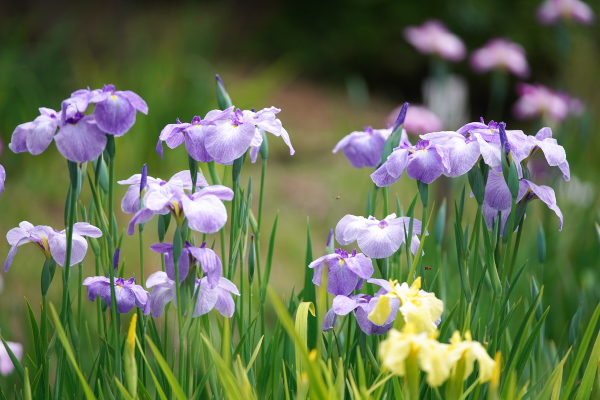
344,254,374,280
204,121,256,164
196,185,234,201
6,222,35,246
193,281,219,317
55,117,107,163
127,208,157,235
523,180,563,230
149,283,176,317
26,117,58,155
182,194,228,234
4,236,35,273
188,246,222,289
331,295,360,315
322,308,338,331
214,287,236,317
185,125,213,162
48,233,89,266
308,254,338,286
73,222,102,238
83,277,111,301
115,287,136,313
9,122,32,153
326,258,361,296
159,124,187,149
117,90,148,114
94,94,137,136
406,148,444,183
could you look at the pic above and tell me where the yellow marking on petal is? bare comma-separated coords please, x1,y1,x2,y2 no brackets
422,149,427,153
409,150,415,154
339,258,345,265
111,95,118,100
117,285,123,290
173,201,181,216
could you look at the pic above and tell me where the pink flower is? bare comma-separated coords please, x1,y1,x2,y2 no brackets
537,0,595,25
470,39,530,78
386,105,443,135
404,20,466,61
513,83,570,122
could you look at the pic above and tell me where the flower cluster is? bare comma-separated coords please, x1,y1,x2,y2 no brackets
157,106,294,164
84,276,150,314
10,85,147,162
379,324,496,387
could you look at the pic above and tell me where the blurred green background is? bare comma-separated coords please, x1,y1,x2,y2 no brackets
0,0,599,372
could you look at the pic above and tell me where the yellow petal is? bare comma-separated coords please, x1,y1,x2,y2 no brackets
368,295,392,326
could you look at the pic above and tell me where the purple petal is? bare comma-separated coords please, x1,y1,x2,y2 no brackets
94,95,136,136
524,180,563,230
217,277,240,295
188,247,222,289
55,117,107,163
331,295,360,315
150,243,173,254
326,258,361,296
117,90,148,114
121,185,142,214
27,117,58,155
0,342,23,376
309,254,338,286
128,208,157,235
48,232,89,266
195,185,234,201
182,194,228,234
343,254,374,280
73,222,102,238
115,288,136,313
149,283,176,317
6,222,35,246
146,271,171,288
204,121,256,164
357,223,404,258
406,148,444,183
84,277,111,301
484,171,529,211
194,281,219,317
322,308,338,331
185,125,213,162
558,160,570,181
9,122,33,153
214,287,236,317
335,215,367,245
371,164,399,187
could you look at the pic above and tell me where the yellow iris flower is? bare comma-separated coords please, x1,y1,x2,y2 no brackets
368,276,444,334
447,330,496,383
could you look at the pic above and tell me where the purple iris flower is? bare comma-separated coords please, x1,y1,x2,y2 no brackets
308,249,374,296
83,276,150,314
336,214,425,259
0,165,5,194
0,341,23,376
5,222,103,272
157,109,232,161
127,171,232,235
332,127,401,168
55,110,108,163
483,170,563,232
150,241,222,287
419,131,481,178
145,271,239,318
322,293,400,335
70,85,148,136
457,119,570,181
204,106,294,164
371,139,445,186
119,170,209,214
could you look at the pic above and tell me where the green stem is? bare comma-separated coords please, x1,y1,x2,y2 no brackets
382,186,389,218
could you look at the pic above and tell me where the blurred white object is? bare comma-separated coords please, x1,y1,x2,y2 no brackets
423,75,469,130
558,175,595,207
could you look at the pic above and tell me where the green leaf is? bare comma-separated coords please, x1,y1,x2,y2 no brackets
200,334,244,400
295,302,316,374
575,329,600,400
534,348,571,400
144,335,187,400
563,302,600,399
47,303,97,400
